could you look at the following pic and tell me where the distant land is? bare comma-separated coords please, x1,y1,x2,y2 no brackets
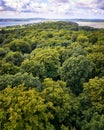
67,19,104,22
0,18,104,28
0,18,47,22
0,18,104,22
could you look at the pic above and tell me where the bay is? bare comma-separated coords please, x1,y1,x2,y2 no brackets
0,20,44,27
0,19,104,29
76,21,104,28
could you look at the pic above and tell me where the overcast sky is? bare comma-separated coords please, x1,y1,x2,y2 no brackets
0,0,104,19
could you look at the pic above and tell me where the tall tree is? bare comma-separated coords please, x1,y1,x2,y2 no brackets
60,55,94,95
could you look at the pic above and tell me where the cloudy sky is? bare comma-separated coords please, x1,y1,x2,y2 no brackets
0,0,104,19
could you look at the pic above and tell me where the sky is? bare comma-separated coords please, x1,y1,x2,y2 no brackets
0,0,104,19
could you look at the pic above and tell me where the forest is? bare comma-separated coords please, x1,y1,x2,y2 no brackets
0,21,104,130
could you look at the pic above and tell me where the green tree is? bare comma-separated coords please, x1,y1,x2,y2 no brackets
21,59,46,80
81,113,104,130
0,47,7,58
60,55,94,95
4,51,23,66
31,48,60,80
42,78,76,129
82,76,104,112
77,35,89,43
87,52,104,77
0,73,42,90
88,34,98,44
78,77,104,129
9,39,31,53
0,62,20,75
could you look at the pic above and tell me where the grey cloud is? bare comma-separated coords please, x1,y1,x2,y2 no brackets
52,0,69,3
100,6,104,10
0,0,46,13
0,0,16,11
0,0,5,6
75,3,91,9
73,0,104,11
22,10,39,13
0,0,6,10
0,0,104,18
96,0,104,10
56,0,69,2
0,0,31,12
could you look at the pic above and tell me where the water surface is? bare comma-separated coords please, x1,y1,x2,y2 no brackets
76,22,104,28
0,20,43,27
0,20,104,29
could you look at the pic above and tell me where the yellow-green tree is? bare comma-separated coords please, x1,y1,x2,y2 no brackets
0,85,54,130
42,78,76,129
79,77,104,129
82,76,104,112
28,48,60,80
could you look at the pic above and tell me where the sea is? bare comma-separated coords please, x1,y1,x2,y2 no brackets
0,20,44,27
0,20,104,29
76,21,104,28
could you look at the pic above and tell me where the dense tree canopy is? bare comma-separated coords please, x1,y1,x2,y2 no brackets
0,21,104,129
0,85,54,130
60,55,94,95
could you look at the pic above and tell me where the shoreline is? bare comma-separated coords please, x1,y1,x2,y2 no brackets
76,21,104,29
0,20,104,29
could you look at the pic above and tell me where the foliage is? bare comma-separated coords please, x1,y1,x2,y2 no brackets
0,21,104,129
0,73,41,90
42,78,79,129
4,51,23,66
0,85,54,130
82,76,104,112
60,55,94,95
9,39,31,53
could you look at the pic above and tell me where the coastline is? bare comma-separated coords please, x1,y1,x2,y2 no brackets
76,21,104,29
0,19,104,29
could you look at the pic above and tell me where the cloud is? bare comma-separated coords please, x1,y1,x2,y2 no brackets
96,0,104,10
0,0,16,11
0,0,49,13
70,0,104,17
0,0,104,18
51,0,69,3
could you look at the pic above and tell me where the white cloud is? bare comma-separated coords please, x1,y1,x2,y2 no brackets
0,0,104,19
0,6,3,10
